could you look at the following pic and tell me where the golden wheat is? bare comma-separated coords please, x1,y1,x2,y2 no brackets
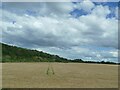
2,63,118,88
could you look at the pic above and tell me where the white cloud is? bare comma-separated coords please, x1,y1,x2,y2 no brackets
91,5,110,17
75,0,95,12
1,2,118,62
109,50,118,57
115,7,118,19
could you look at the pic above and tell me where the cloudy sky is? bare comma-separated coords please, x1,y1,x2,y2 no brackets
0,1,119,62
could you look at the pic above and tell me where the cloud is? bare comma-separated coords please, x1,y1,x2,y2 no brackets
2,2,74,17
75,0,95,13
91,5,110,17
1,2,118,62
36,46,118,62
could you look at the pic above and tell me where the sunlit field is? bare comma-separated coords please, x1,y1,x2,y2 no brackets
2,63,118,88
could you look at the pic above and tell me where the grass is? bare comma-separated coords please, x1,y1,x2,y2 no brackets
2,62,118,88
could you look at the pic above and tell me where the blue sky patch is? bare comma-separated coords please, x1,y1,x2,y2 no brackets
70,9,89,18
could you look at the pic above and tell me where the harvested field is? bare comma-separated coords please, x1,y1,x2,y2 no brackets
2,63,118,88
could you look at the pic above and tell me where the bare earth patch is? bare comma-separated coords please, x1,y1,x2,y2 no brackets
2,63,118,88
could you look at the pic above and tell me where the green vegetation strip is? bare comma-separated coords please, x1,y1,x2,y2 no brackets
1,43,118,65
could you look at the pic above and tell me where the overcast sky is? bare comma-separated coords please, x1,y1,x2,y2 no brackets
0,1,119,62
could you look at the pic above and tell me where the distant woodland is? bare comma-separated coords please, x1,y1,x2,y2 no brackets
1,43,118,65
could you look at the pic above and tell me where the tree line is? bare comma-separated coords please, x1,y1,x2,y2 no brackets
1,43,118,65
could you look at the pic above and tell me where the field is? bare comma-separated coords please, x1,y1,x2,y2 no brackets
2,63,118,88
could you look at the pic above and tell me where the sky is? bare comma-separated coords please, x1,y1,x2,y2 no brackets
0,0,119,62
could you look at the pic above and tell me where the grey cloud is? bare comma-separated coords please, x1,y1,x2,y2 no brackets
2,2,74,17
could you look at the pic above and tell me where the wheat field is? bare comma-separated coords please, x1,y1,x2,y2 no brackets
2,63,118,88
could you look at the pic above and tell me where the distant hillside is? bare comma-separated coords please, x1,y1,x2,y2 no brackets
2,43,73,63
1,43,118,64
